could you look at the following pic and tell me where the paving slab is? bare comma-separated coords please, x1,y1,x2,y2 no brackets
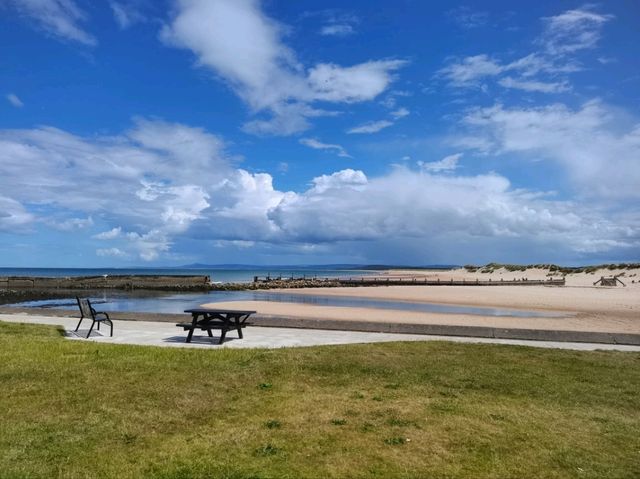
2,313,639,352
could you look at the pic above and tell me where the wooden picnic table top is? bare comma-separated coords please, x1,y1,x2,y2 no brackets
184,308,257,315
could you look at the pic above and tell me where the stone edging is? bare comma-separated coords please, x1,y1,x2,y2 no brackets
252,315,640,346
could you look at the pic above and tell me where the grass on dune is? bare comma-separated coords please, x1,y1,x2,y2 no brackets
0,321,639,478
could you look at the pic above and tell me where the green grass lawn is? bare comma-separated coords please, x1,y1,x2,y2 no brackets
1,321,639,478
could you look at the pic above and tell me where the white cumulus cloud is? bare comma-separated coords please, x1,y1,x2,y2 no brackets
420,153,462,172
161,0,405,135
0,119,229,260
458,100,640,199
308,169,367,194
94,227,122,240
266,167,638,258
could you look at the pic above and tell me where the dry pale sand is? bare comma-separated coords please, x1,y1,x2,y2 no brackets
203,267,640,335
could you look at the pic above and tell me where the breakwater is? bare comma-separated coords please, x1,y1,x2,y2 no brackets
252,276,566,287
0,275,211,291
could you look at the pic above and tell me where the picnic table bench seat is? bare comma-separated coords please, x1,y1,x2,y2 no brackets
175,321,249,331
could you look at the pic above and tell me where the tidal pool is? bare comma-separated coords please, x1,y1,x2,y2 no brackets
12,290,565,318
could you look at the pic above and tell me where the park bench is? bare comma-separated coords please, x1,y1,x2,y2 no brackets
75,297,113,338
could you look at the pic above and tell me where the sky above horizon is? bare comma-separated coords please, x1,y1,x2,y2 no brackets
1,0,639,267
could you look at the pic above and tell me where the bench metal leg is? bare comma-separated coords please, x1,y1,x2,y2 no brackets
74,317,84,332
218,328,227,344
87,320,96,339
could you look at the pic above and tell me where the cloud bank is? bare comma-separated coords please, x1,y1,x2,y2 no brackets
0,119,636,262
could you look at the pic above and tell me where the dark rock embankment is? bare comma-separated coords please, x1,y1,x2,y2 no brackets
0,275,211,291
211,279,342,290
0,276,344,304
0,275,216,305
0,275,341,292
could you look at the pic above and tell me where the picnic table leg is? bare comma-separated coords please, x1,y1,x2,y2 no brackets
185,313,198,343
235,315,244,339
218,326,227,345
202,314,217,343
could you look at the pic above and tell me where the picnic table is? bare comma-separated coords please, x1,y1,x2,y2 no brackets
177,308,257,344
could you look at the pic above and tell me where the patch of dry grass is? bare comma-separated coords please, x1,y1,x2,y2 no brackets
1,321,639,478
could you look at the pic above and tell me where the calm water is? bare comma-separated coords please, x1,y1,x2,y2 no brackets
0,267,372,283
12,290,564,318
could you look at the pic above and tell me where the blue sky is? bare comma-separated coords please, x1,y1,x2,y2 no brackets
0,0,639,267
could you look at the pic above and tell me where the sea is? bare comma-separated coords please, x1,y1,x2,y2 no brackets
0,267,373,283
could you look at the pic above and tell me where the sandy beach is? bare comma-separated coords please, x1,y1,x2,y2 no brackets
203,266,640,335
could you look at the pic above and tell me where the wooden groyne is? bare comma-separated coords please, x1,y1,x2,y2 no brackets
338,277,565,286
0,275,211,291
252,276,566,287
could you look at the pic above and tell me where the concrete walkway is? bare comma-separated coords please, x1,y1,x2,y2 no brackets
2,312,639,351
